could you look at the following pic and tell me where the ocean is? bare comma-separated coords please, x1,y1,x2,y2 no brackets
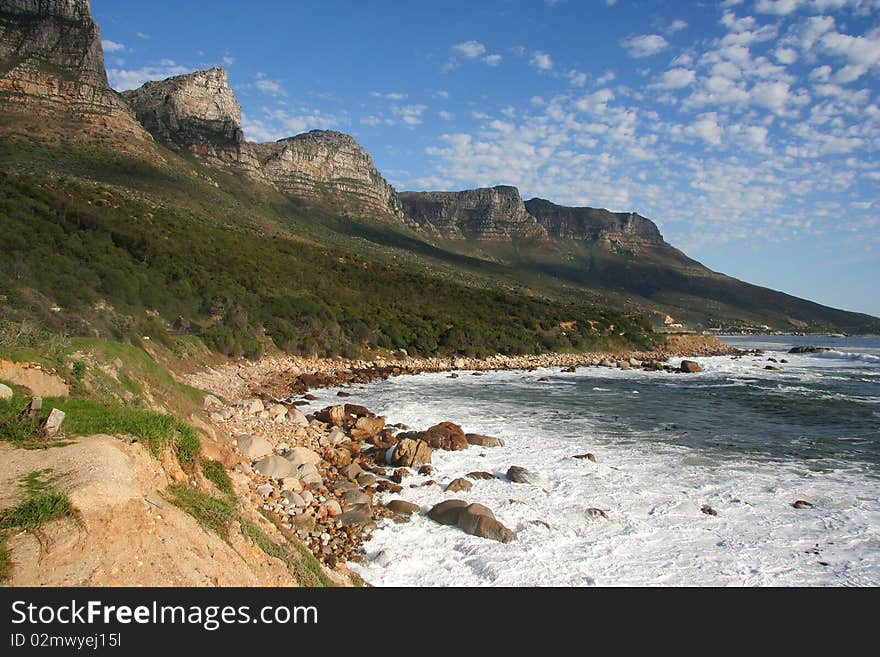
308,335,880,586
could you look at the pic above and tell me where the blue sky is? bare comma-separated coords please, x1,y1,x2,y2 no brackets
92,0,880,318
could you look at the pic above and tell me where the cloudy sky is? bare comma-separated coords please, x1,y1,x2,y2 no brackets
93,0,880,317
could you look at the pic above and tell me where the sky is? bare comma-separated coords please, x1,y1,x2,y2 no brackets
91,0,880,318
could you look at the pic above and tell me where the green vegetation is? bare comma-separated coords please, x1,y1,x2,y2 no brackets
0,394,199,465
200,459,234,497
0,143,658,361
0,469,72,580
167,485,333,587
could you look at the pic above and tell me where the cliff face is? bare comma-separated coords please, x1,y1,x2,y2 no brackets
0,0,151,147
121,67,262,177
524,198,665,253
255,130,404,219
399,186,547,240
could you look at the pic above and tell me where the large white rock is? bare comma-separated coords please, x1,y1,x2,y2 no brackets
240,398,264,414
253,455,296,479
0,383,12,400
285,446,321,469
236,434,273,459
288,407,309,427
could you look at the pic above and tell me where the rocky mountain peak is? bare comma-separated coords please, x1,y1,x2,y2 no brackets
255,129,405,219
399,185,547,240
121,66,262,175
0,0,151,148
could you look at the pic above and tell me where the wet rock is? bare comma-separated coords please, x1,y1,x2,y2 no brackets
507,465,538,484
344,403,373,417
445,478,473,493
356,472,377,487
236,434,273,459
465,434,505,448
315,405,351,427
387,438,433,468
427,499,469,525
423,421,469,451
254,455,296,479
324,447,352,468
700,505,718,516
330,480,359,494
792,500,814,509
342,489,370,507
538,376,550,382
466,471,496,480
573,453,598,463
764,365,780,371
376,481,403,494
385,500,420,516
457,504,516,543
337,391,351,397
351,415,385,440
585,508,608,519
788,346,830,354
336,510,371,527
418,464,434,476
618,361,631,370
561,366,577,373
391,468,410,484
679,360,702,373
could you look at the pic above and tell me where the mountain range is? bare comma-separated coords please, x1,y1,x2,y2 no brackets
1,0,878,355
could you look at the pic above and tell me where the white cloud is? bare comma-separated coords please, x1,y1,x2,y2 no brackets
686,113,724,145
667,19,688,34
529,51,554,71
774,47,799,64
371,91,408,100
254,72,283,95
101,40,126,53
433,90,449,99
755,0,801,14
135,32,150,40
621,34,669,58
392,104,428,125
222,56,236,66
652,67,697,90
243,109,341,142
567,70,588,87
438,110,454,120
107,61,191,91
452,40,486,58
483,54,503,66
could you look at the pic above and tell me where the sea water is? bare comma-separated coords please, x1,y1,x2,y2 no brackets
309,336,880,586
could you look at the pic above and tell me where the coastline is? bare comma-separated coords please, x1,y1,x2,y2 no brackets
185,333,738,582
187,333,735,403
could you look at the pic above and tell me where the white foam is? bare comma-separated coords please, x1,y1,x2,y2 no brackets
304,361,880,587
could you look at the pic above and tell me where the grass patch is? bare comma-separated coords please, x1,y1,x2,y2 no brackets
166,485,333,587
0,395,199,465
0,470,72,581
200,459,234,497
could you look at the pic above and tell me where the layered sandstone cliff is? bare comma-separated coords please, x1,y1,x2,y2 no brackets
398,186,547,240
0,0,151,147
121,67,263,177
254,130,404,219
524,197,665,253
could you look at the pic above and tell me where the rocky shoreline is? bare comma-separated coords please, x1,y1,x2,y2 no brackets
190,334,738,581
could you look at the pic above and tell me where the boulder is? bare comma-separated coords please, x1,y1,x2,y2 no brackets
466,471,496,480
285,446,321,469
315,404,351,427
788,346,830,354
572,453,598,463
240,398,264,414
792,500,814,509
324,447,351,468
445,477,473,493
330,480,359,494
506,465,538,484
336,510,372,527
423,421,469,451
387,438,432,468
203,394,223,409
586,508,608,519
457,505,516,543
700,505,718,516
342,489,371,507
256,483,274,497
254,456,296,479
340,462,363,481
618,361,631,370
0,383,13,400
465,433,505,448
418,464,434,476
679,360,702,373
351,415,385,440
356,472,377,487
385,500,420,516
288,407,309,427
267,403,288,420
236,434,273,459
324,500,342,517
43,408,65,437
280,477,304,493
282,491,306,508
427,499,469,525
